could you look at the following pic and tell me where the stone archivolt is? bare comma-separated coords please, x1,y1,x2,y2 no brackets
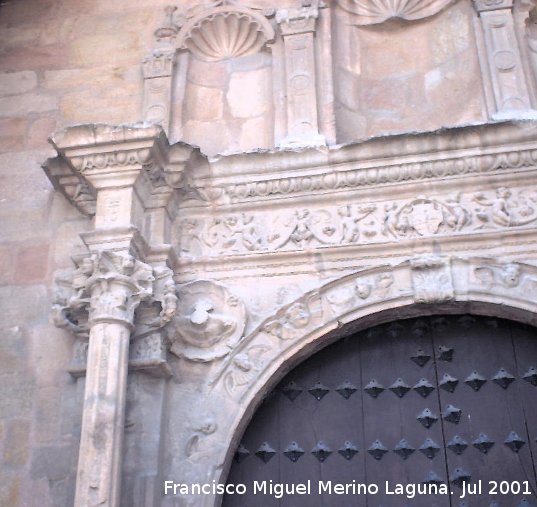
210,256,537,402
337,0,457,24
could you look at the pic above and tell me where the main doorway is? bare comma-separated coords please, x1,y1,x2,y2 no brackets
224,315,537,506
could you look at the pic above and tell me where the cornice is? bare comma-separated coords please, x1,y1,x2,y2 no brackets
183,121,537,207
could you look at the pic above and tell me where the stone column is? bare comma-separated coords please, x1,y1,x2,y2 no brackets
276,2,326,147
48,125,167,507
46,124,206,507
473,0,537,118
75,252,154,507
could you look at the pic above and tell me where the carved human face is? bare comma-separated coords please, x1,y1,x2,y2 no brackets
233,353,252,372
286,302,310,328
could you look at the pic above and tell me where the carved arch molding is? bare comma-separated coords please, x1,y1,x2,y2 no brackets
176,256,537,505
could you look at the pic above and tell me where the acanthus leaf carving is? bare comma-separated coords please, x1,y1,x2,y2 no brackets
166,280,247,362
410,256,454,304
337,0,457,24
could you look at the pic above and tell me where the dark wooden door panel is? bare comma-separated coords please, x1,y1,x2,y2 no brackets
359,320,450,507
224,316,537,507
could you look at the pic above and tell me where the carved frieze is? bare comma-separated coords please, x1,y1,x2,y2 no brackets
473,187,537,227
383,194,470,238
177,187,537,258
166,280,247,362
337,0,457,24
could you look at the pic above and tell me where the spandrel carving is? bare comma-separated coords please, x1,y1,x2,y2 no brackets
167,280,247,362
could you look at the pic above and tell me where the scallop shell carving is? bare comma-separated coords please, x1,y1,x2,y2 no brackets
337,0,457,25
177,6,275,62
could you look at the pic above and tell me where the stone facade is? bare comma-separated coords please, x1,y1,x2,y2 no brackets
2,1,537,507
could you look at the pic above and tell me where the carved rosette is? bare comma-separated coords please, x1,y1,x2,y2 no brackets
176,5,275,62
337,0,456,24
167,280,247,362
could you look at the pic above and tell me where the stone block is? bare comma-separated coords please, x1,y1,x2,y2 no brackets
185,83,224,122
59,86,140,124
0,473,20,507
69,33,141,67
0,71,37,96
183,119,230,157
52,220,92,267
0,0,55,26
0,285,49,326
227,68,271,118
0,377,34,418
0,93,58,117
0,44,70,72
31,445,73,481
33,387,61,443
0,117,28,151
187,59,228,87
0,325,26,373
14,242,50,284
27,116,58,149
44,64,140,91
430,1,472,65
239,117,272,152
0,244,14,286
30,324,74,387
3,419,30,468
59,382,83,438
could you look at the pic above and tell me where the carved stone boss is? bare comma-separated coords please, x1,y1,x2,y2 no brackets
473,0,536,117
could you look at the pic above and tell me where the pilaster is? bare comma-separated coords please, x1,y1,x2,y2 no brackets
46,124,207,507
276,2,325,147
473,0,537,118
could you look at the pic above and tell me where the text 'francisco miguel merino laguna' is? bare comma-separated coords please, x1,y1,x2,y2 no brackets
164,480,451,499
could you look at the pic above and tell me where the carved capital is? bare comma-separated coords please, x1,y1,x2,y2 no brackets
276,4,319,35
86,251,154,326
53,251,163,333
167,281,247,362
473,0,513,12
143,50,175,79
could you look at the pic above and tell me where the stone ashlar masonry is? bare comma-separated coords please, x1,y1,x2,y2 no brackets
3,1,537,507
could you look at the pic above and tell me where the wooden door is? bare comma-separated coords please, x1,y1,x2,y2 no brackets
224,315,537,507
